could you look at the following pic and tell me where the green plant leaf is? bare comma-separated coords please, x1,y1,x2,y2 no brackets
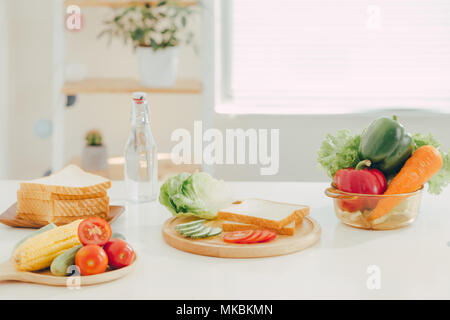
98,3,197,50
150,38,159,50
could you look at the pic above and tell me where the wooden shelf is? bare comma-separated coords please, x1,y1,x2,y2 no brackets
62,78,202,95
69,155,202,180
64,0,197,8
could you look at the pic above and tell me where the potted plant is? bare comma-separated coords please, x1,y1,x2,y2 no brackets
99,1,196,87
81,130,108,172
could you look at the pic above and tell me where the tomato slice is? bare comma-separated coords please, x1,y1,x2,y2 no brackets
223,230,255,243
238,230,263,244
257,230,276,243
238,230,277,244
253,230,272,242
78,217,112,246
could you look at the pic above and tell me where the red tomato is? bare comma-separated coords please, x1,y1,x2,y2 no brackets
103,239,135,269
75,245,108,276
223,230,255,243
78,217,112,246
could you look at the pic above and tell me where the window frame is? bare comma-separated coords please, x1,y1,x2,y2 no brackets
210,0,450,115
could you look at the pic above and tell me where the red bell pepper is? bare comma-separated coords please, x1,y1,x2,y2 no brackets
333,160,387,212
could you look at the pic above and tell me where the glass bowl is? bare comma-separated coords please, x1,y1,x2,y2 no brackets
325,185,423,230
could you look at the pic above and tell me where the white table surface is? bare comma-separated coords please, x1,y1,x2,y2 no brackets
0,180,449,300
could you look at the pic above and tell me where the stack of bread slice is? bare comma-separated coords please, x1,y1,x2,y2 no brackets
218,199,309,236
17,165,111,225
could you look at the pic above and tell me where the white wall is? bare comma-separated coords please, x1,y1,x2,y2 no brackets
6,0,54,179
6,3,202,179
211,113,450,182
63,7,203,167
0,0,9,178
4,2,450,182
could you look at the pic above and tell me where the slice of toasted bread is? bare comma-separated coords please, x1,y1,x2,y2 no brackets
17,211,108,225
19,165,111,195
53,196,109,211
17,190,107,200
217,199,309,230
222,220,298,236
17,196,108,215
53,204,109,217
16,200,52,218
51,215,107,226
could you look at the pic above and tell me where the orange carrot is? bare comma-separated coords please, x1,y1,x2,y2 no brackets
368,145,443,221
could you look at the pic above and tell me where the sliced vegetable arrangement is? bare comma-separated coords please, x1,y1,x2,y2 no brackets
175,219,222,239
223,230,277,244
319,115,449,223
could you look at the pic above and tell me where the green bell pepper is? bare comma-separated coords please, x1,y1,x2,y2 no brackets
359,116,413,174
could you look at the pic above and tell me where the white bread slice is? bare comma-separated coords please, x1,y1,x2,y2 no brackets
17,212,108,225
51,214,108,226
17,196,108,215
217,199,309,230
19,165,111,195
222,220,298,236
54,196,109,211
17,190,107,201
53,204,109,217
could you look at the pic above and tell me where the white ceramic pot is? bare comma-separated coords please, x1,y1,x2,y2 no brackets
82,145,108,172
136,46,179,87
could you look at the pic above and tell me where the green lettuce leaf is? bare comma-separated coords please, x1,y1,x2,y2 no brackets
158,172,191,215
412,133,450,195
159,171,232,219
317,129,361,178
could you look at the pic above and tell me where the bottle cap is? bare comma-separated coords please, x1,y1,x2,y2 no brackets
132,92,147,103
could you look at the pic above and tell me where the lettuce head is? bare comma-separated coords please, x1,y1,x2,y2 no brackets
159,172,232,219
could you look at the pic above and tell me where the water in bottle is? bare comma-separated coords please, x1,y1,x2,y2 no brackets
124,92,158,202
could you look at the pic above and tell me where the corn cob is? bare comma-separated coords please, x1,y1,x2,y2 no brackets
12,219,82,271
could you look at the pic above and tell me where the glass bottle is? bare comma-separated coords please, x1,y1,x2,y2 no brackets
124,92,158,203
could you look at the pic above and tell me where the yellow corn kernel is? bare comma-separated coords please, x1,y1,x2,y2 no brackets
13,219,82,271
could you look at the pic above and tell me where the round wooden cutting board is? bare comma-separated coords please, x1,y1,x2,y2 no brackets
0,255,137,286
162,217,321,258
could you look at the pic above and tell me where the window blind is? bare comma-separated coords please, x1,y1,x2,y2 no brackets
225,0,450,113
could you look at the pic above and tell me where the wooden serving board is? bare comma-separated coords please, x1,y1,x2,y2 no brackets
162,216,321,258
0,203,124,228
0,255,137,286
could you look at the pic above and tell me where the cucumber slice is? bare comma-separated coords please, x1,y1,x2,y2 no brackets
190,227,213,239
175,220,205,230
207,227,222,237
176,223,205,233
179,225,206,236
